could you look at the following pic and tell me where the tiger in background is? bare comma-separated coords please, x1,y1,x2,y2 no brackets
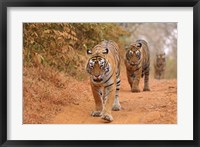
124,39,150,92
86,40,121,122
154,53,166,79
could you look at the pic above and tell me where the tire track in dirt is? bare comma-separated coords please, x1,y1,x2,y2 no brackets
48,70,177,124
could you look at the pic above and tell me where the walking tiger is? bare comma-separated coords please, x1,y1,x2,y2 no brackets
124,39,150,92
86,40,121,122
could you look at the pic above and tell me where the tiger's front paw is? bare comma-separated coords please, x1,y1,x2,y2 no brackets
143,87,150,91
101,114,113,122
112,104,121,111
131,88,140,93
91,111,102,117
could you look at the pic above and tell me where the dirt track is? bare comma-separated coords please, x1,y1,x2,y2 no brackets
48,71,177,124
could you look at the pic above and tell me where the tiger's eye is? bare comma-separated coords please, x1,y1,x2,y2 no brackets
89,60,94,68
135,50,140,56
129,50,133,55
135,50,141,59
99,58,105,67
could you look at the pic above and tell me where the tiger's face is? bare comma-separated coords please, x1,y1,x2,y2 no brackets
156,53,166,67
86,48,110,83
126,42,142,65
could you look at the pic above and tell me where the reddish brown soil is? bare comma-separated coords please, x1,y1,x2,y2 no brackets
23,66,177,124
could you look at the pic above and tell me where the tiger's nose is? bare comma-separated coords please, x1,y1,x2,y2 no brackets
94,75,102,79
94,75,100,78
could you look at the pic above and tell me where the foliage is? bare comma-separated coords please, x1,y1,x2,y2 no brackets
23,23,129,80
23,23,176,79
165,57,177,79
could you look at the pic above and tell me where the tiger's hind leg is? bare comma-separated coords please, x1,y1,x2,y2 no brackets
112,78,121,111
143,66,150,91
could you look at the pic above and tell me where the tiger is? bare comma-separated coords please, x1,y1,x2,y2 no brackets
154,53,166,79
86,40,121,122
124,39,150,92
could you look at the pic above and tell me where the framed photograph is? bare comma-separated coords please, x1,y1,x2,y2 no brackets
0,0,199,146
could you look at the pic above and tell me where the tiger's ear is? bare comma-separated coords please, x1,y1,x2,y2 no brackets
161,53,165,58
125,45,129,50
137,43,142,48
103,48,109,54
87,49,92,55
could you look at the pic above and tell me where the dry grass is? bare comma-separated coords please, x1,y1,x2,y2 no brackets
23,65,89,124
